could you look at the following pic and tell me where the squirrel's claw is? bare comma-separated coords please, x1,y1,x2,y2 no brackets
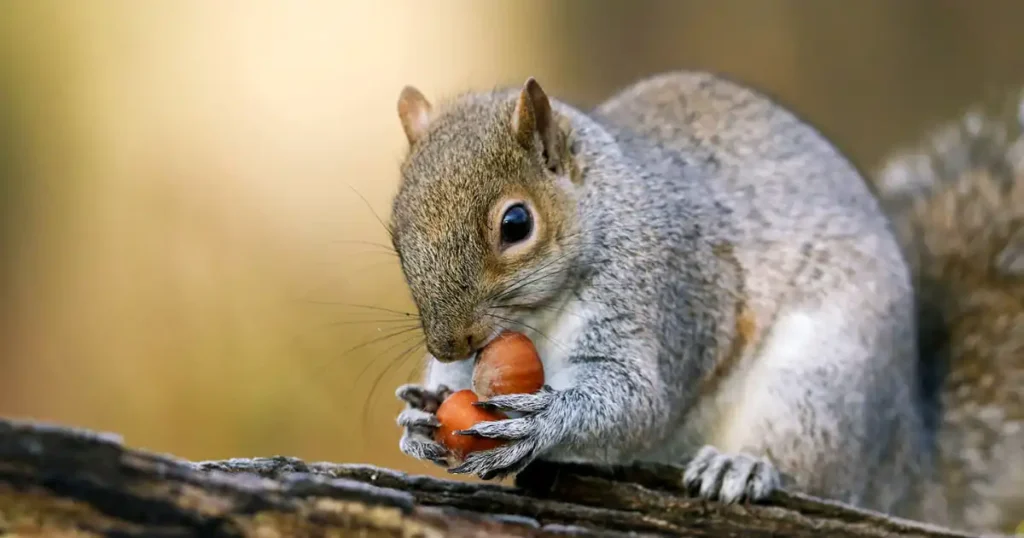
396,383,451,412
396,384,452,468
447,439,538,480
682,445,780,503
455,416,533,440
397,408,440,429
450,387,563,479
398,430,449,468
472,385,556,413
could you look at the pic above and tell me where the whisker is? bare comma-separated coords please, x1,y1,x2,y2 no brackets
489,237,618,300
350,329,425,390
498,283,613,308
327,239,397,253
394,340,429,390
279,322,423,408
494,250,574,301
282,311,417,358
493,265,564,305
285,318,420,366
335,325,424,381
304,301,419,319
319,318,423,327
342,181,395,242
362,337,426,439
491,300,591,322
484,311,569,356
401,338,446,385
352,330,423,451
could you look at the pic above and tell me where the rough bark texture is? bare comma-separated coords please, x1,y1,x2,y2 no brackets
0,418,995,537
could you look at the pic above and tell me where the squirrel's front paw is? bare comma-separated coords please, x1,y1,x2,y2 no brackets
396,383,452,412
447,386,561,480
682,445,780,503
395,384,453,467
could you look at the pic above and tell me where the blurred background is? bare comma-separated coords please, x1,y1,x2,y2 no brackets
1,1,1023,482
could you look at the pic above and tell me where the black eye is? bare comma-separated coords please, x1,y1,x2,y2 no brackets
500,204,532,245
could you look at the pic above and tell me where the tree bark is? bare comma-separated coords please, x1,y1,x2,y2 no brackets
0,418,988,537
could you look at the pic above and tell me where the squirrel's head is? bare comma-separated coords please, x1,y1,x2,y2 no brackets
389,78,583,363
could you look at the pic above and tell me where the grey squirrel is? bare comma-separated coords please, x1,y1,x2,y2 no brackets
388,71,1024,534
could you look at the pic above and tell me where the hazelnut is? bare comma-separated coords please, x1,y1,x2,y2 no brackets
434,389,506,459
472,331,545,398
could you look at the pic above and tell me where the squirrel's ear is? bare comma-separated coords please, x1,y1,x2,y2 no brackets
512,77,563,173
397,85,432,145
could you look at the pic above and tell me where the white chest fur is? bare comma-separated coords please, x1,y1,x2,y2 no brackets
517,294,593,391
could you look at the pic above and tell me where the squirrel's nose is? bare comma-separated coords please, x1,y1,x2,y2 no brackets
428,329,490,363
451,336,475,361
427,336,473,363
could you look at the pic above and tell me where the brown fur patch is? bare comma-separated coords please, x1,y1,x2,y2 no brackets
711,242,734,259
736,303,757,345
700,242,758,396
699,301,758,398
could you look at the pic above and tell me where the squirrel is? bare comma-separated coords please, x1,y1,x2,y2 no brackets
387,71,1024,534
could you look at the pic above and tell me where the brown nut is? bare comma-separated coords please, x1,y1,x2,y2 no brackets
434,389,507,459
472,331,545,399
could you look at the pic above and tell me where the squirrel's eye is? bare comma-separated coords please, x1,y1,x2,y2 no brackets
500,204,533,245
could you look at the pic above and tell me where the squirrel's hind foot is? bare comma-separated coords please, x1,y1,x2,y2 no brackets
682,445,780,504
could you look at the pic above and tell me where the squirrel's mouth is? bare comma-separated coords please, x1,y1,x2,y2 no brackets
471,327,505,361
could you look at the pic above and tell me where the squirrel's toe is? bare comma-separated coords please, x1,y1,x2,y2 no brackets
683,445,780,504
398,431,448,467
397,408,440,430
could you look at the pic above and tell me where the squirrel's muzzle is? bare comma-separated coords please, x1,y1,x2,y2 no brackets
424,320,493,363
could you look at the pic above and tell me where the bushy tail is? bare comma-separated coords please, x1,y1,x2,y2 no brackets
873,94,1024,534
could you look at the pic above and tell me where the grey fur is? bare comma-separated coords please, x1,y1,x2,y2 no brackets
387,71,1023,534
873,93,1024,534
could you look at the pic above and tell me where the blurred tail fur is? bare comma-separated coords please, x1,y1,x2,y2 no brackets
874,93,1024,534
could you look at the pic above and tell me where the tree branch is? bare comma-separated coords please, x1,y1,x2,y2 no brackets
0,418,988,537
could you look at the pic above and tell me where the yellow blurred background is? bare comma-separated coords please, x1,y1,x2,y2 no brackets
1,1,1023,482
